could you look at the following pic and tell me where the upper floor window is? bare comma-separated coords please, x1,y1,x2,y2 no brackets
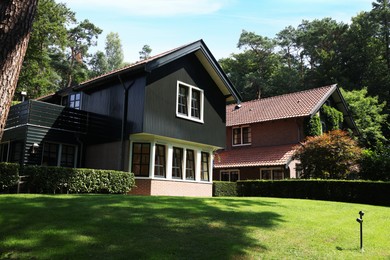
233,126,251,146
176,81,204,123
69,93,82,110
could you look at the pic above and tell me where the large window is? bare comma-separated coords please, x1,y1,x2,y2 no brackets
154,144,166,177
42,142,76,167
132,143,150,177
201,152,210,181
69,93,82,110
185,149,195,180
172,147,183,179
220,170,239,182
176,81,204,123
233,126,251,146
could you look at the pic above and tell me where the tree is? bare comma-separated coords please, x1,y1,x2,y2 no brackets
89,51,109,78
105,32,124,71
17,0,75,98
360,145,390,181
293,130,362,179
341,88,388,148
139,44,152,60
0,0,38,141
63,19,102,88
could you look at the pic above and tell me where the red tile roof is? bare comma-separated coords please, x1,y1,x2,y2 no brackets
227,85,336,127
214,144,298,168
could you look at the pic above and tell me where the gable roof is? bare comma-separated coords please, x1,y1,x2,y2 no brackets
214,144,297,168
226,85,358,134
227,85,336,127
74,39,241,102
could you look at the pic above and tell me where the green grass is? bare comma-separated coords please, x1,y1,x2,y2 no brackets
0,195,389,259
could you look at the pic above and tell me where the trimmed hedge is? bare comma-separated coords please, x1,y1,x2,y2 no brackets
213,181,237,197
213,180,390,206
0,162,19,191
22,166,135,194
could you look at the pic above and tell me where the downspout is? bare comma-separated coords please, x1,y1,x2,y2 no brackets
118,75,135,171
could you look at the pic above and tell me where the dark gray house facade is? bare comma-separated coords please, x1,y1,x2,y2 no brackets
1,40,240,196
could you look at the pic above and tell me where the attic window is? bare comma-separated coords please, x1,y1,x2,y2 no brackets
69,93,82,110
176,81,204,123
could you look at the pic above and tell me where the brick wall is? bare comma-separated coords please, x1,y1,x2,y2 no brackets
128,179,212,197
226,118,304,149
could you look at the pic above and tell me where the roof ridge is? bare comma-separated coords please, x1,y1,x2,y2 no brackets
229,85,335,106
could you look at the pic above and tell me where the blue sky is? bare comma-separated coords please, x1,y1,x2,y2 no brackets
60,0,373,63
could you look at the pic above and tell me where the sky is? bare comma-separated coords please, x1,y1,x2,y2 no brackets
60,0,374,63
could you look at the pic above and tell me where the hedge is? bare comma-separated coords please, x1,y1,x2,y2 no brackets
213,181,237,197
0,162,19,191
22,166,135,194
213,180,390,206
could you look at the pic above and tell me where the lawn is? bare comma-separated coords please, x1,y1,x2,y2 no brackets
0,195,389,259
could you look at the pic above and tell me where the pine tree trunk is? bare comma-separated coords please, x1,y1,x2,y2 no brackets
0,0,38,141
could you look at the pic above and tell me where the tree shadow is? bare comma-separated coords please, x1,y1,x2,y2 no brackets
0,195,284,259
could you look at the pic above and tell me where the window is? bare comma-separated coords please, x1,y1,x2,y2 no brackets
176,81,204,122
61,145,76,168
201,152,210,181
69,93,81,110
220,170,239,182
233,126,251,146
43,143,59,166
154,144,166,177
132,143,150,177
172,147,183,179
260,168,284,180
185,149,195,180
42,142,76,167
0,142,9,162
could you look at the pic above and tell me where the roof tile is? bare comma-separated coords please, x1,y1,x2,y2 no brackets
214,144,298,168
227,85,336,126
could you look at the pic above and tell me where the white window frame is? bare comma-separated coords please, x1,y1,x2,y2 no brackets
232,125,251,146
69,93,82,110
176,81,204,123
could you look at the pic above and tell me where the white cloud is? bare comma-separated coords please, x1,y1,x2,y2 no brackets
61,0,230,16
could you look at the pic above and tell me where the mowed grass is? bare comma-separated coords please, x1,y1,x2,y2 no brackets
0,195,389,259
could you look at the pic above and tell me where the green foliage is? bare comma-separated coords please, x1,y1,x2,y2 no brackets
341,88,388,148
304,115,322,137
360,146,390,181
212,181,237,196
105,32,124,70
139,44,152,61
23,166,135,194
294,130,362,179
235,179,390,206
0,163,19,190
321,105,344,131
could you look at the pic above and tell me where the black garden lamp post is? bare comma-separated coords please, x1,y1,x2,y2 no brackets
356,211,364,251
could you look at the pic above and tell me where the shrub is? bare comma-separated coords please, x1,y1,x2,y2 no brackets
0,162,19,191
23,166,135,194
213,181,237,196
235,180,390,206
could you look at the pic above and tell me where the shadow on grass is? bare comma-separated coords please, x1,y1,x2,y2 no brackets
0,195,284,259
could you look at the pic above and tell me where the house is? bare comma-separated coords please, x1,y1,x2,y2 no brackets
1,40,241,196
213,85,358,181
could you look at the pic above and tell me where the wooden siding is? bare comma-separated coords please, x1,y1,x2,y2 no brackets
3,100,122,165
143,54,227,148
